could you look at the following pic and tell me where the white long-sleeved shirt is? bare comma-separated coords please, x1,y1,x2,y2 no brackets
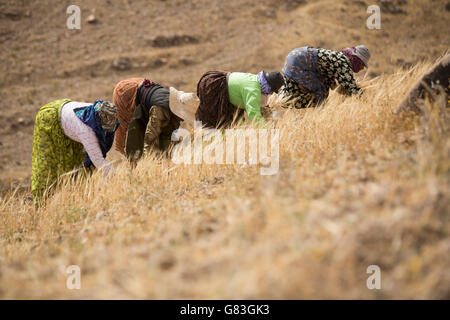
60,101,113,176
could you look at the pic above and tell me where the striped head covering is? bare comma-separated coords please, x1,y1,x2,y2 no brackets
341,45,370,72
354,45,370,67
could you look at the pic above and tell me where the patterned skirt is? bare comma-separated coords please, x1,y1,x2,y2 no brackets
279,78,316,109
31,99,86,206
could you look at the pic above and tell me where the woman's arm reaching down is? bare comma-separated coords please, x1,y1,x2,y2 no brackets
76,124,113,176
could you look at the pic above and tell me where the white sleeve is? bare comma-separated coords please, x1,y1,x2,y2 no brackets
73,119,113,176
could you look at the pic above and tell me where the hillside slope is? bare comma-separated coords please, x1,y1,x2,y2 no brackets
0,0,449,191
1,63,449,299
0,0,449,299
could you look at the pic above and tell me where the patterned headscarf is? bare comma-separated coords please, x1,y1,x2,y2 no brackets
341,47,365,73
97,101,118,132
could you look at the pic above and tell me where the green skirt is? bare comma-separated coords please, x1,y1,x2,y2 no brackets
31,99,86,206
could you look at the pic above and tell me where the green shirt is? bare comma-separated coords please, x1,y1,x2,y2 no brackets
227,72,264,123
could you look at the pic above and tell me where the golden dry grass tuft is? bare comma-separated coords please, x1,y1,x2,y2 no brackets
0,61,449,299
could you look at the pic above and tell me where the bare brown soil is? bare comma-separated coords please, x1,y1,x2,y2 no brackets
0,0,448,193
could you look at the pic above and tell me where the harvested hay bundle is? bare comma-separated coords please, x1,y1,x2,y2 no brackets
261,93,296,120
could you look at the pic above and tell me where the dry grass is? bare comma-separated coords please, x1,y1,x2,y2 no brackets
1,61,449,299
2,0,449,188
